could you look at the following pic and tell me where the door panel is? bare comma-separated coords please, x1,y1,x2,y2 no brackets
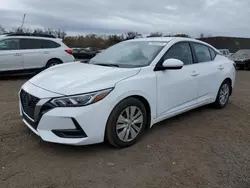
22,49,47,69
156,65,198,116
0,39,24,71
0,50,24,71
191,43,221,103
196,61,220,103
156,42,198,117
20,39,47,69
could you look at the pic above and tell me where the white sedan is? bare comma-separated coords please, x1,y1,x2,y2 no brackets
19,37,236,148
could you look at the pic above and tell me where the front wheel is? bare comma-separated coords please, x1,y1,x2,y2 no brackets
213,80,231,109
105,98,147,148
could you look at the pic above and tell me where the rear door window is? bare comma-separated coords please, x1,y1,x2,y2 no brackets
192,43,212,63
20,39,43,49
163,42,193,65
209,48,216,60
41,40,61,48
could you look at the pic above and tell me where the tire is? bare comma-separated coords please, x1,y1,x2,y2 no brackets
106,98,147,148
213,80,231,109
46,59,61,68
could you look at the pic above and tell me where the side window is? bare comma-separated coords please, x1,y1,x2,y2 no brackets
0,39,19,50
209,48,216,60
20,39,43,49
192,43,212,63
41,40,61,48
163,42,193,65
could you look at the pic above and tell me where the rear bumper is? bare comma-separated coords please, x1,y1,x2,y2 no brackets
62,54,75,63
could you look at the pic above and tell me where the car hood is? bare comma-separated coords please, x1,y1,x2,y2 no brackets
28,62,140,95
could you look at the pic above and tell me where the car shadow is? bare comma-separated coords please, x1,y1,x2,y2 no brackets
0,74,34,80
34,104,216,155
149,105,213,132
37,139,115,156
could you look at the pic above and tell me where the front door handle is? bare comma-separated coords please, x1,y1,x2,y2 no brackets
14,53,22,56
218,65,224,70
44,51,49,54
191,71,199,77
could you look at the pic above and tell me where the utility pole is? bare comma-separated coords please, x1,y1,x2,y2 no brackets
20,13,26,30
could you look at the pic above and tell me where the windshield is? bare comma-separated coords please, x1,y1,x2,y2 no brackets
232,49,250,57
89,41,167,68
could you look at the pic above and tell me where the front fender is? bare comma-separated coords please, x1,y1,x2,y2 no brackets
107,69,157,127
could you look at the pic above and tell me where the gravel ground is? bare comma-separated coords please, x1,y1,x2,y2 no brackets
0,71,249,188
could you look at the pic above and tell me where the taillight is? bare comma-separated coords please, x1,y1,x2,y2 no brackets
65,49,73,55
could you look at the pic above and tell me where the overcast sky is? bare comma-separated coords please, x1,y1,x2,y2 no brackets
0,0,250,37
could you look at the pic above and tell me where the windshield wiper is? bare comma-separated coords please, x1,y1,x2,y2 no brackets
95,63,120,67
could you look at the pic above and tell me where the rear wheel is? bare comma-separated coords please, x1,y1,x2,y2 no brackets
46,59,61,68
106,98,147,148
213,80,230,109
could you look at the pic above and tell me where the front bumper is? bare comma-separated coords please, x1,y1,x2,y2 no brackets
19,82,113,146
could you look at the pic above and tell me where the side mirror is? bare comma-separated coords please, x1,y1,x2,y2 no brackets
162,58,184,69
154,58,184,71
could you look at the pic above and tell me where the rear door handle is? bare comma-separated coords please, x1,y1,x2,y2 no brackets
191,71,199,77
218,65,224,70
44,51,49,54
14,53,22,56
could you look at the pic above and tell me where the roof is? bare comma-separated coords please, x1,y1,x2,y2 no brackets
3,33,56,39
129,37,204,43
127,37,220,53
131,37,174,42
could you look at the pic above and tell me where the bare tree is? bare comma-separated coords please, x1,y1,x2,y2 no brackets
44,28,54,35
33,28,45,35
15,27,24,33
0,24,5,34
173,34,190,38
54,29,67,39
200,33,204,38
125,31,141,40
22,27,33,33
147,32,163,37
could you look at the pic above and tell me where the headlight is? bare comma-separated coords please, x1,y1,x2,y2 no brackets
50,88,113,107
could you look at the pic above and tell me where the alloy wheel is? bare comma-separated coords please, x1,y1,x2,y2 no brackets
49,63,58,67
116,106,143,142
219,83,230,105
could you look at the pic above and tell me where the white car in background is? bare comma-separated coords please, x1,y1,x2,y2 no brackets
0,33,75,74
218,49,232,57
19,37,236,148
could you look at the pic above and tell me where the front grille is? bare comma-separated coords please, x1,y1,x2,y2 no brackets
23,112,38,130
20,89,40,119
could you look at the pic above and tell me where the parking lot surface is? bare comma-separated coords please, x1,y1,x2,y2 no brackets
0,71,249,188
